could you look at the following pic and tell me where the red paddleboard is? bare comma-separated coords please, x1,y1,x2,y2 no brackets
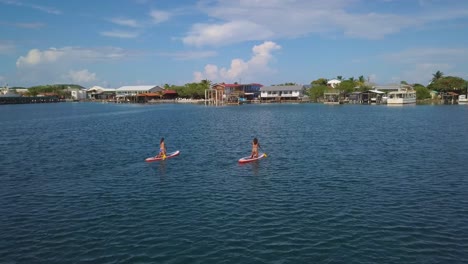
145,150,180,162
238,153,266,164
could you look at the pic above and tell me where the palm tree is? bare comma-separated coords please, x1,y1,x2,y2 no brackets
358,75,365,84
200,79,211,89
432,71,444,82
337,76,343,81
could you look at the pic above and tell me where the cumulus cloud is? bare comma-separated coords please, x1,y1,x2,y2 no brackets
16,47,129,68
183,0,468,46
150,10,171,24
109,18,140,28
16,48,64,66
66,69,97,83
183,21,273,46
100,30,139,38
193,41,281,82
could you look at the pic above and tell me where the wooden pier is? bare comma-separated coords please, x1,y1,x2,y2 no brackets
0,96,62,104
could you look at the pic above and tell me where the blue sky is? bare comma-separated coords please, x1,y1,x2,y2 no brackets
1,0,467,88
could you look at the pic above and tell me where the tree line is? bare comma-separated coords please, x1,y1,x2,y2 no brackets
306,71,467,101
9,71,467,101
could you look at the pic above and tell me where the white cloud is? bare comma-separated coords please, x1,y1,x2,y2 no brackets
183,21,273,46
0,0,61,14
16,48,64,66
16,47,129,68
66,69,97,83
0,21,45,29
150,10,171,24
183,0,468,46
384,48,468,64
109,18,140,28
0,40,15,54
193,41,281,82
382,47,468,84
159,50,217,60
100,30,139,38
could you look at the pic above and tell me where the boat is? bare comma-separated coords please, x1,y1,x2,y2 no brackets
386,90,416,104
459,95,468,104
145,150,180,162
238,153,266,164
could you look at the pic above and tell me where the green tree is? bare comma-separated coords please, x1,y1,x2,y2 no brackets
432,70,444,82
358,84,372,92
428,76,466,92
173,81,211,99
336,80,356,94
311,78,327,86
274,82,296,86
306,85,328,102
336,76,343,81
414,84,431,100
200,79,211,90
358,75,365,84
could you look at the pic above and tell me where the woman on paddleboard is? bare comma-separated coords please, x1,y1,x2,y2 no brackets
156,137,166,159
250,138,260,158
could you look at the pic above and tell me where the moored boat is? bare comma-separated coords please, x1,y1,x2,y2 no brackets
458,95,468,104
387,90,416,104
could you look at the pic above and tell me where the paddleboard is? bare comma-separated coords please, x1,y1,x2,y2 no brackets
145,150,180,162
238,153,266,164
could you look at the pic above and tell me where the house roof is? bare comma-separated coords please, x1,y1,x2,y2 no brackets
163,90,177,94
368,90,385,94
260,85,305,91
137,93,161,97
87,86,115,92
116,85,163,91
373,84,413,90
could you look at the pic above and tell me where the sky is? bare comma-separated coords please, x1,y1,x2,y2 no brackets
1,0,468,88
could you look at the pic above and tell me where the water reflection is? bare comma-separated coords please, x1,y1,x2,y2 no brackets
148,161,167,176
239,161,260,176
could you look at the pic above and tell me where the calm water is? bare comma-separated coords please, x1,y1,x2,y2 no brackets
1,102,468,263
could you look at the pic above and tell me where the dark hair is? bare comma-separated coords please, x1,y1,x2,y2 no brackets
160,137,164,143
253,137,258,144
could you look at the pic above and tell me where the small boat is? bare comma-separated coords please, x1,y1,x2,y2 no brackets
458,95,468,104
387,90,416,104
238,153,266,164
145,150,180,162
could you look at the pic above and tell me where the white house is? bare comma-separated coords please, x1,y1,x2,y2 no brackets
260,85,306,100
373,83,413,92
87,86,116,100
115,85,163,96
71,90,87,100
327,79,341,88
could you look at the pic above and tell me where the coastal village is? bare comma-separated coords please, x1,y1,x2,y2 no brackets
1,73,467,105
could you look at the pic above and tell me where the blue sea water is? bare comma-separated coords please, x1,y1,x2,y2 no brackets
1,102,468,263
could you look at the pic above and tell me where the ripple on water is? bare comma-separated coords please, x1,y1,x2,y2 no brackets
1,104,468,263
